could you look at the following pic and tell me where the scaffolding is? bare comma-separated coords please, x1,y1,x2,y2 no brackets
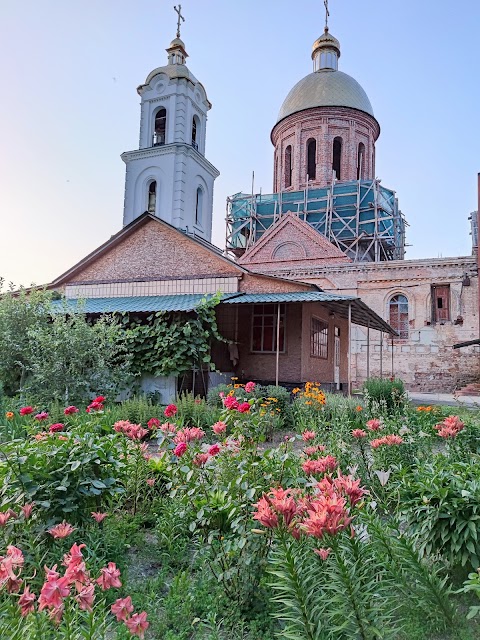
225,179,406,262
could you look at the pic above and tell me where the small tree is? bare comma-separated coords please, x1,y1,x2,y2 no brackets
0,281,132,404
26,307,133,405
0,282,52,395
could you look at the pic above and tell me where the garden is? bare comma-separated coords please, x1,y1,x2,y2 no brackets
1,378,480,639
1,287,480,639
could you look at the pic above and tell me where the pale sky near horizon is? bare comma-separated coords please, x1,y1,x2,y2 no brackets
0,0,479,288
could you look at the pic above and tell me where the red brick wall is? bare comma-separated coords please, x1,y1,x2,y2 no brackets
69,219,241,283
252,256,479,392
300,303,349,385
235,303,303,382
239,273,312,293
271,106,380,192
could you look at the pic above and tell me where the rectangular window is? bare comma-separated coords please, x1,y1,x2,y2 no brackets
251,304,285,353
431,285,450,322
311,317,328,358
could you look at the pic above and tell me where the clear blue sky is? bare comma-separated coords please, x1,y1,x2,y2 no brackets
1,0,479,287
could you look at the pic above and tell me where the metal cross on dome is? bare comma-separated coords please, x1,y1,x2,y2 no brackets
174,4,185,38
324,0,330,29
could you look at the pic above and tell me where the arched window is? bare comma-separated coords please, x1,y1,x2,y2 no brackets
195,186,203,225
389,294,409,339
357,143,365,180
191,115,199,150
284,145,292,188
147,181,157,214
307,138,316,181
332,137,342,180
153,108,166,146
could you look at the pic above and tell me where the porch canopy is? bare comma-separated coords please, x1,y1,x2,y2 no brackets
54,291,396,335
222,291,397,335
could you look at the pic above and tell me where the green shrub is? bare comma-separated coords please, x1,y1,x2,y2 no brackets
363,377,407,414
0,431,127,522
399,457,480,569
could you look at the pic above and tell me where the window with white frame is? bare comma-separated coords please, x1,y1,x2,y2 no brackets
311,317,328,358
251,304,286,353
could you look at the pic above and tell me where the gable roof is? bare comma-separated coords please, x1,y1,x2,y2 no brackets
49,212,316,291
238,211,350,266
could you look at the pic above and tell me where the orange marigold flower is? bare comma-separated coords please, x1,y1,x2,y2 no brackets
5,411,14,420
356,406,363,412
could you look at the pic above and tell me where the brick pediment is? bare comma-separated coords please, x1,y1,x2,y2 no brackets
50,214,242,287
238,212,350,269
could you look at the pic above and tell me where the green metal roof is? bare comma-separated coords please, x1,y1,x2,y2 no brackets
52,294,226,314
224,291,396,336
222,292,356,304
51,290,396,335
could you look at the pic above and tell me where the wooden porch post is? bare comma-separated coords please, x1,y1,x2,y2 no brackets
380,332,383,378
391,336,394,378
275,303,281,386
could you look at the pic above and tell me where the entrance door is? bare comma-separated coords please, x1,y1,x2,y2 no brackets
334,327,340,390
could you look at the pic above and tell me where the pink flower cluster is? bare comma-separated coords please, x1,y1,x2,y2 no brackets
245,381,256,393
222,396,250,413
0,504,34,527
303,444,326,456
351,429,367,439
370,434,403,448
64,405,79,415
212,421,227,435
173,427,205,444
147,417,160,429
113,420,149,440
164,404,178,418
253,474,366,544
302,430,316,442
86,396,105,413
1,540,148,635
302,455,338,476
366,418,382,431
434,415,465,439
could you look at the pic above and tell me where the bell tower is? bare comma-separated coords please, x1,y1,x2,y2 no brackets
121,6,219,241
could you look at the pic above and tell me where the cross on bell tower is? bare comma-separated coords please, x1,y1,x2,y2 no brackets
174,4,185,38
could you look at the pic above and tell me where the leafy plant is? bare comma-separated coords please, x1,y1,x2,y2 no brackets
363,377,407,415
399,457,480,568
123,294,226,378
0,431,126,522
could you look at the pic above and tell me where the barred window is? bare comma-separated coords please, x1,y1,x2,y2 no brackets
311,317,328,358
389,294,409,339
252,304,286,353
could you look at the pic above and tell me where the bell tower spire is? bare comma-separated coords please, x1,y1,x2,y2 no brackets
120,5,220,240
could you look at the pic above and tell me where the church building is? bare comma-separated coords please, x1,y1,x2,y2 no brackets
47,14,394,400
233,22,480,392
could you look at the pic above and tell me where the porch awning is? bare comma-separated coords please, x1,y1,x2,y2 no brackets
51,294,233,314
222,291,397,336
51,291,396,335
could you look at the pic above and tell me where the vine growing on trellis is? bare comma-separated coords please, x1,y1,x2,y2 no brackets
122,293,225,378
